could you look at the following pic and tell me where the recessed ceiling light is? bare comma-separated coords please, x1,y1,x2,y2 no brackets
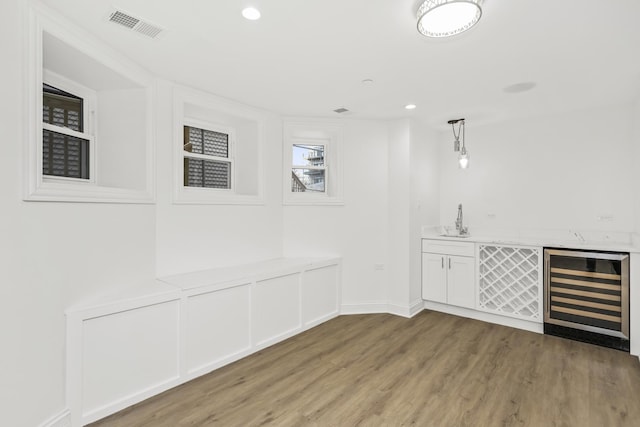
405,104,417,110
503,82,537,94
242,7,261,20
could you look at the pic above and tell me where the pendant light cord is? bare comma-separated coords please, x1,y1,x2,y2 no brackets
451,119,465,145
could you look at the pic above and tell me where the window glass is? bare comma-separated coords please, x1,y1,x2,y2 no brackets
184,158,231,188
42,130,90,179
42,83,90,179
43,83,83,131
292,168,325,192
291,144,325,193
292,144,324,167
183,125,232,189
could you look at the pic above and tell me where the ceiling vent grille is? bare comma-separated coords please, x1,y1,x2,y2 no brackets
108,10,164,38
333,107,349,114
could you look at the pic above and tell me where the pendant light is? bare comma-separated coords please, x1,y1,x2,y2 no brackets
448,118,469,169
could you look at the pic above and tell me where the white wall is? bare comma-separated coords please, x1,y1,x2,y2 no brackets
438,105,636,234
155,81,284,277
386,120,411,310
409,120,440,304
1,4,156,427
634,100,640,234
283,120,389,309
97,88,148,191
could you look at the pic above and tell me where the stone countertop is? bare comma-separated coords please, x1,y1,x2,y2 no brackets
421,227,640,253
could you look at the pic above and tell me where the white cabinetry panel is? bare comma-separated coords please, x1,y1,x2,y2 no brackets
68,258,341,426
302,265,339,327
253,273,301,346
422,240,475,309
447,255,476,308
422,253,447,303
185,284,251,376
81,300,180,416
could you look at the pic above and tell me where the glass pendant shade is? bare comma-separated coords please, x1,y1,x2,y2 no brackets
417,0,483,38
458,147,469,169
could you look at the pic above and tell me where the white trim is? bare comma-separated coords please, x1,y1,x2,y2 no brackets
340,302,389,315
24,3,156,204
38,409,71,427
172,85,266,205
42,122,93,142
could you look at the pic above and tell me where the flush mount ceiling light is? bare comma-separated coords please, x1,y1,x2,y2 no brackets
417,0,483,38
242,7,261,20
405,104,417,110
448,118,469,169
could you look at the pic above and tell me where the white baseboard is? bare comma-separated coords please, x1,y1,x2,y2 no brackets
343,301,424,318
422,300,543,334
341,302,388,315
82,376,181,426
39,410,71,427
408,299,424,317
387,302,420,318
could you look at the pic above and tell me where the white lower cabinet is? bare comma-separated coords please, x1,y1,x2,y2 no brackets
422,240,475,309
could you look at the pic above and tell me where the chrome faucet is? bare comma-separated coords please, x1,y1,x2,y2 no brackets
455,204,468,235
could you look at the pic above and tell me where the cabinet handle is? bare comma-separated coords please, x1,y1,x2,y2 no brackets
441,257,444,269
449,258,451,270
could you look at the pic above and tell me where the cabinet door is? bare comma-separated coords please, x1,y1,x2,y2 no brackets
422,253,447,303
447,255,476,309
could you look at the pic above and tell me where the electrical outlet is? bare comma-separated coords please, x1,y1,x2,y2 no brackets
374,264,385,271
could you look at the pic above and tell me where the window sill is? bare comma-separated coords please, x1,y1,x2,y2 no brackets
24,181,155,204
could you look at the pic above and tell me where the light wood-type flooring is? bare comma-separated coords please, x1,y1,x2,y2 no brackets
89,311,640,427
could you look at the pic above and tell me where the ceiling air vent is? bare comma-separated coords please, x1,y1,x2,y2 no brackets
333,107,349,114
108,10,164,39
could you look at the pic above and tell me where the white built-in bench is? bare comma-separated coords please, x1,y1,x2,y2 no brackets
66,257,341,426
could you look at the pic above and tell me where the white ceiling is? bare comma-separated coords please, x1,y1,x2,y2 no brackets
42,0,640,129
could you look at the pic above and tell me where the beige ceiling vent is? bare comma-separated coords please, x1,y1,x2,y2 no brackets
333,107,350,114
108,10,164,39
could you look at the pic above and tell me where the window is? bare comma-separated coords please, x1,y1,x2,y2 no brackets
183,124,233,190
283,120,343,205
291,143,326,193
25,7,156,203
172,85,266,205
42,76,94,182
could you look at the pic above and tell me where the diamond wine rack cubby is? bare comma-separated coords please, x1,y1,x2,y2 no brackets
478,245,543,321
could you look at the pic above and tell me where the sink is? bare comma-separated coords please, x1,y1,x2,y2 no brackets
439,233,471,238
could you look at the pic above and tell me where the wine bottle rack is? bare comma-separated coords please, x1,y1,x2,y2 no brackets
478,245,543,321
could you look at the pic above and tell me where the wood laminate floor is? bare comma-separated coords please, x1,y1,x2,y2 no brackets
89,311,640,427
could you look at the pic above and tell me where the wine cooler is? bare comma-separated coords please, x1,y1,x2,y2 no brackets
544,248,630,351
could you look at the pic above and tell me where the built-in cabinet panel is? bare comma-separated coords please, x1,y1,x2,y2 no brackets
184,284,251,376
254,273,301,346
81,299,180,421
302,265,340,326
67,258,341,426
422,253,447,303
422,241,475,309
422,239,544,327
447,255,476,308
